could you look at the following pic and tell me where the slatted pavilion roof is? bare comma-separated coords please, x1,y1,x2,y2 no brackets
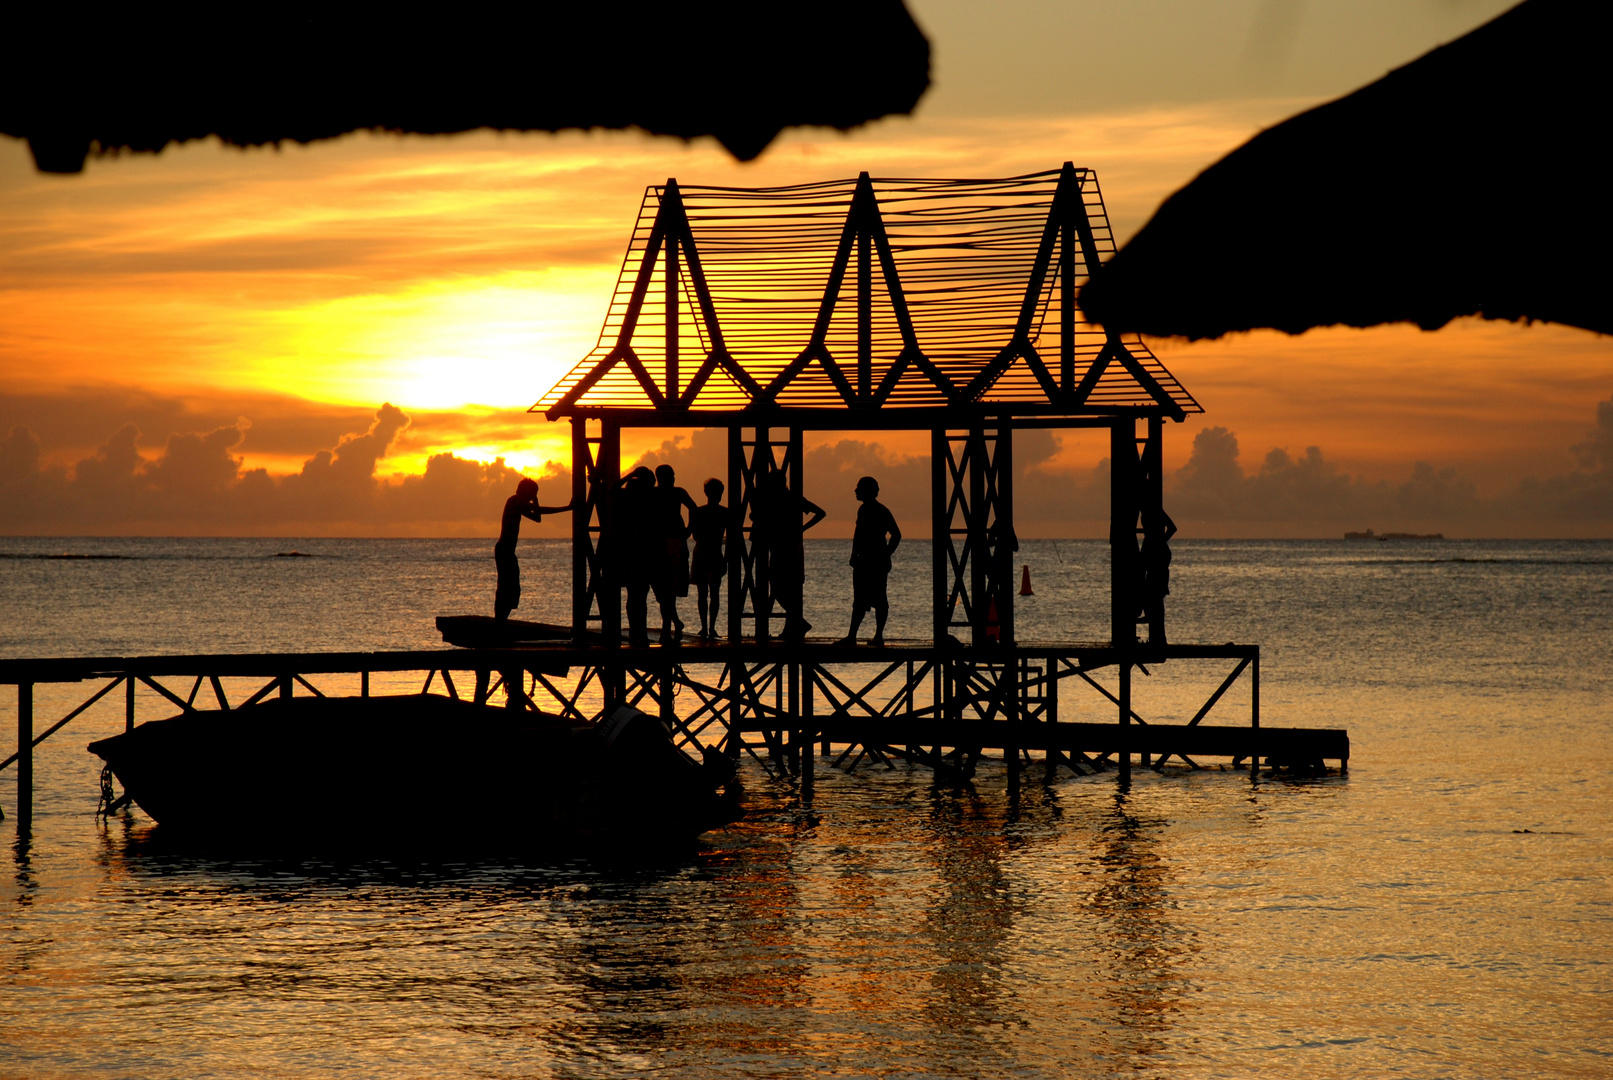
535,164,1199,420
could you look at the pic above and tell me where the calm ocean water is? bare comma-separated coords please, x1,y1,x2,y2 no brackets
1,537,1609,1078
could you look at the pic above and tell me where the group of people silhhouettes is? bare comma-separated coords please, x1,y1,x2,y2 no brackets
491,471,1173,649
491,467,904,647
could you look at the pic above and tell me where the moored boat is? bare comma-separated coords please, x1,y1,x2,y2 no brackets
88,694,742,851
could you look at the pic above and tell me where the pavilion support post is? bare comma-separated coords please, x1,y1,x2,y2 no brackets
125,673,135,732
598,420,621,647
571,417,591,641
1143,414,1166,652
996,419,1015,647
598,419,623,708
931,428,948,647
787,428,804,637
998,419,1019,796
969,426,988,645
783,425,803,631
727,425,744,643
753,427,771,642
1111,414,1139,783
16,683,32,828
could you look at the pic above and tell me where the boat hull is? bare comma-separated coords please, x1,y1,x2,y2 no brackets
88,694,741,852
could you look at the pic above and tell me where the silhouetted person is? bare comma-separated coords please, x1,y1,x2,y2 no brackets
752,469,824,641
615,467,658,646
653,464,698,643
1139,505,1177,648
494,478,574,621
689,477,728,639
837,476,901,647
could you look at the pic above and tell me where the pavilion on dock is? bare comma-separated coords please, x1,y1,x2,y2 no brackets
517,165,1336,790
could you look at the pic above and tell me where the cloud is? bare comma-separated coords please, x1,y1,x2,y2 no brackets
1154,398,1613,537
5,395,1611,538
0,424,42,482
0,404,569,537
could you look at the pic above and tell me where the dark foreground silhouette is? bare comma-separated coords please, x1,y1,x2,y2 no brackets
689,478,728,639
3,3,930,172
838,476,901,646
752,470,825,641
1080,0,1611,339
88,695,741,852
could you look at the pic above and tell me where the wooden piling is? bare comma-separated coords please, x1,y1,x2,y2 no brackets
788,660,800,777
1118,661,1132,783
16,682,31,827
1251,650,1261,780
801,663,814,799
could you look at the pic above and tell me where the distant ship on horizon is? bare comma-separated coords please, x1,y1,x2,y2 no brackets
1344,529,1445,541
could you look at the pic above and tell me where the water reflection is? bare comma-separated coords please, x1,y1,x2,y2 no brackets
5,539,1607,1076
63,767,1221,1075
10,829,36,904
918,781,1024,1069
1088,789,1197,1067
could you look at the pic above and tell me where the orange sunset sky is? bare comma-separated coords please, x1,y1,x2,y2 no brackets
2,0,1609,538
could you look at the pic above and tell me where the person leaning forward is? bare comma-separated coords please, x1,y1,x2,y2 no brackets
495,478,575,621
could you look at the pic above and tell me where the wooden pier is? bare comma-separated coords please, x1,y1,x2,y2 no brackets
1,635,1347,827
3,167,1355,828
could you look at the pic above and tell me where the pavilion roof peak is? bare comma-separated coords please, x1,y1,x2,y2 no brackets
534,165,1200,420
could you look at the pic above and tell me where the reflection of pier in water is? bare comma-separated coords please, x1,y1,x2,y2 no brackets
2,167,1347,827
56,774,1216,1075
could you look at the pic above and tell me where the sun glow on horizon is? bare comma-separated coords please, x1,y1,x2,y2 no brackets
234,270,612,412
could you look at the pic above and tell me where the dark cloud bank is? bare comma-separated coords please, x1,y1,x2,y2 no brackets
3,397,1611,538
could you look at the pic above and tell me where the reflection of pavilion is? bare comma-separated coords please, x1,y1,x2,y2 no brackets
523,166,1344,789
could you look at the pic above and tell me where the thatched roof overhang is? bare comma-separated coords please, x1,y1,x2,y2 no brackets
534,166,1201,428
4,3,929,173
1079,0,1611,339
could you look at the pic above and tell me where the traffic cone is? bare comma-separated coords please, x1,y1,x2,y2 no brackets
1020,565,1033,595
